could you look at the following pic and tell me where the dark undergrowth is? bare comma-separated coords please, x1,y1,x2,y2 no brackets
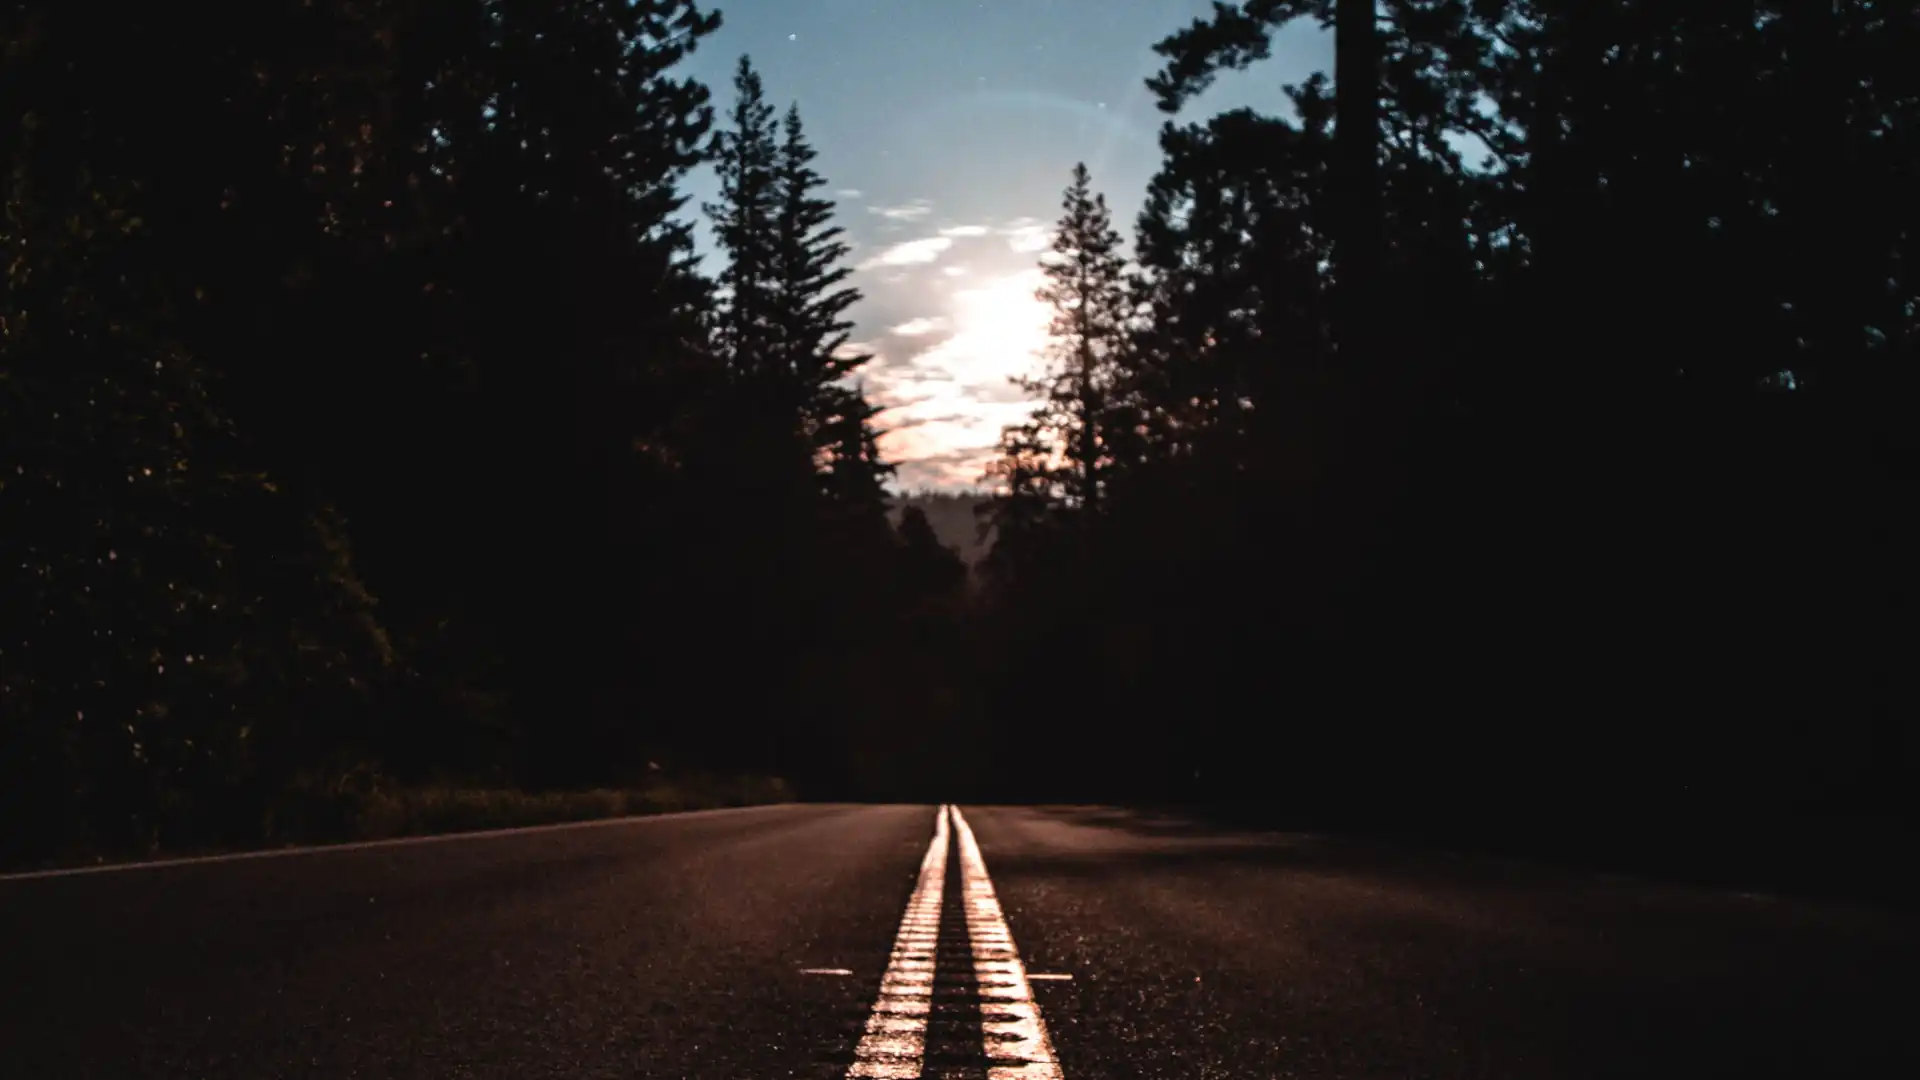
5,773,793,875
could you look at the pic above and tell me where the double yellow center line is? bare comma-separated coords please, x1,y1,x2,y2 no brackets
847,805,1064,1080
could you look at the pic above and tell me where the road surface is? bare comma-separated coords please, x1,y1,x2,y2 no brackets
2,804,1913,1078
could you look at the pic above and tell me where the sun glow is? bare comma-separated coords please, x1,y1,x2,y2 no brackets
877,268,1053,487
939,268,1052,386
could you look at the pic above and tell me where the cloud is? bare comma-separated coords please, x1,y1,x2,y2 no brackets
906,268,1050,385
942,266,969,278
837,188,864,198
868,199,934,222
867,383,939,410
888,413,974,433
939,225,990,238
874,363,953,383
834,340,882,366
907,447,996,467
1003,220,1054,254
890,316,951,337
882,422,993,474
862,267,1053,491
966,379,1041,405
899,447,995,472
858,236,954,270
892,447,1000,492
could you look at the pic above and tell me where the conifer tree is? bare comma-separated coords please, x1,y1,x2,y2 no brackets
707,56,783,384
1001,163,1134,516
770,103,894,507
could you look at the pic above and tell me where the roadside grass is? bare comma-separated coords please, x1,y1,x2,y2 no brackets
347,776,795,841
4,774,795,876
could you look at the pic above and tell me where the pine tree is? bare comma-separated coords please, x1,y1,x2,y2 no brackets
707,56,783,384
974,426,1048,590
819,383,894,513
1028,163,1134,516
770,103,894,507
1132,106,1332,464
419,0,724,786
896,507,968,598
979,162,1134,607
696,58,910,784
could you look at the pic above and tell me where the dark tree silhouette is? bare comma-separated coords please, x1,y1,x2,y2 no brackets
983,163,1133,573
896,507,968,599
0,112,387,862
692,56,908,796
708,56,784,385
771,104,895,511
969,0,1917,840
2,0,1914,885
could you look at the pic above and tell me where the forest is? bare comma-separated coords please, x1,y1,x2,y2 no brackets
2,0,1914,871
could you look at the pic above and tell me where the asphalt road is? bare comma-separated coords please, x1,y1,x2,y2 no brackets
3,804,1914,1078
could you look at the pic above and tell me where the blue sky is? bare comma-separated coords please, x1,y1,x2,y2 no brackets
679,0,1332,489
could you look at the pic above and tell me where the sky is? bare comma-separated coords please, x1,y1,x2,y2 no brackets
679,0,1333,490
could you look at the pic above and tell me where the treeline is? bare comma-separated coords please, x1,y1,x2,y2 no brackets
891,493,994,569
971,0,1917,829
5,0,1915,866
0,1,968,864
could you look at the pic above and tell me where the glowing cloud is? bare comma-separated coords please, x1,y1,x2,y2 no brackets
835,341,882,365
1004,223,1054,254
912,268,1051,389
859,236,954,270
891,316,951,337
869,200,934,222
875,268,1052,487
940,225,990,238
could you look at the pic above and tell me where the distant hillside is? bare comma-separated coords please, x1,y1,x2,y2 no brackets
889,491,994,567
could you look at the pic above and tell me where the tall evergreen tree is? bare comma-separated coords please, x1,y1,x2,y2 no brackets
990,164,1134,522
1132,105,1332,463
771,103,894,509
694,58,909,791
707,56,784,385
820,384,893,514
422,0,723,786
974,165,1144,797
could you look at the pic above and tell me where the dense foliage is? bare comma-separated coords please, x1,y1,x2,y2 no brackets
0,3,956,864
3,0,1912,866
977,0,1917,826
